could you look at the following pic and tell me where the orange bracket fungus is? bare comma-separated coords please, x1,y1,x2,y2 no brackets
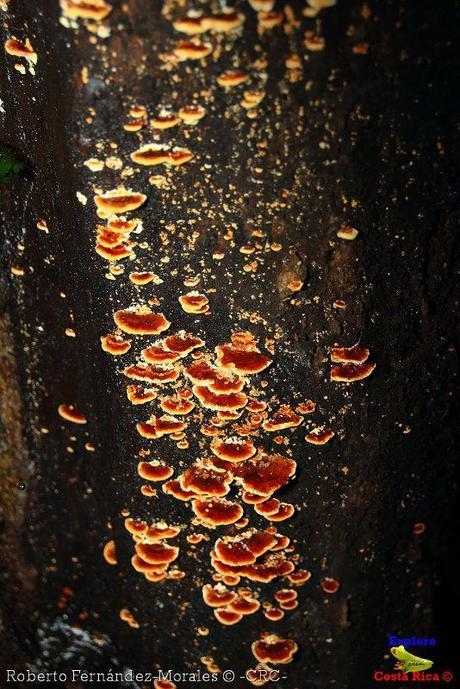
193,386,247,411
214,609,243,625
173,16,207,35
135,542,179,566
234,452,297,496
337,225,359,240
264,607,285,622
102,540,117,565
202,584,238,608
288,569,312,586
163,479,195,502
178,292,209,314
154,680,177,689
210,437,256,463
262,405,302,431
320,577,341,594
274,589,297,604
142,345,183,364
94,188,147,216
330,346,370,364
151,114,182,130
179,463,231,497
57,403,87,424
228,597,260,616
129,272,156,285
216,333,272,374
192,497,244,526
137,461,174,482
160,396,195,415
100,333,131,355
305,428,335,445
127,385,157,405
164,331,204,354
125,364,179,384
217,70,249,87
137,415,187,439
330,362,376,382
114,308,170,335
60,0,112,20
131,145,193,167
174,40,212,61
204,11,245,32
214,529,278,566
248,0,275,10
178,105,206,125
5,37,37,64
251,634,298,664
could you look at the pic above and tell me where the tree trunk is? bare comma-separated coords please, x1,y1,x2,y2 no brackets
0,0,458,687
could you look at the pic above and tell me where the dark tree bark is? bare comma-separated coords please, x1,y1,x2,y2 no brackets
0,0,458,688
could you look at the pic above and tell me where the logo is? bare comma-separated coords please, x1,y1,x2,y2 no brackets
372,642,456,683
390,645,433,673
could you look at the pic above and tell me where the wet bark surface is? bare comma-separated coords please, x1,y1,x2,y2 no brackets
0,0,458,687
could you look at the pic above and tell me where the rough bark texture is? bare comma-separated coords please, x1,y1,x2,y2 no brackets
0,0,458,688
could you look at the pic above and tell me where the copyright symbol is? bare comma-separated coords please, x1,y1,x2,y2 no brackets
223,670,235,683
442,671,453,682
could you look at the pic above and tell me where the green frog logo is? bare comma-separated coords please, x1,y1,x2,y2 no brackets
390,645,433,673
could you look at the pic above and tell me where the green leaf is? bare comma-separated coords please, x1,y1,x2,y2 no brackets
0,146,26,184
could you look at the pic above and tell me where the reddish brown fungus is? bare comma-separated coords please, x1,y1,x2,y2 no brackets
264,607,284,621
126,385,156,405
61,0,112,20
164,331,204,354
114,308,170,335
101,333,131,355
135,542,179,565
263,405,302,431
57,404,87,425
202,584,238,608
160,396,195,415
287,569,311,586
330,346,370,364
214,609,243,625
137,461,173,482
321,577,340,594
228,596,260,615
330,362,376,382
234,452,297,496
102,540,117,565
5,37,37,63
305,428,335,445
193,386,247,411
163,479,195,501
142,345,182,364
124,364,179,384
180,464,231,497
251,635,298,665
210,437,256,463
94,188,146,215
129,272,156,285
192,497,243,526
178,292,209,314
216,341,271,375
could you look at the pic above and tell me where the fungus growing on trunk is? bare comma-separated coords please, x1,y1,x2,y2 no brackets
57,404,87,424
94,188,146,215
330,362,376,382
192,497,244,526
114,308,170,335
251,634,298,664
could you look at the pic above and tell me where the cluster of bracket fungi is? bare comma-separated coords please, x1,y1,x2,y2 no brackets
0,0,377,683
